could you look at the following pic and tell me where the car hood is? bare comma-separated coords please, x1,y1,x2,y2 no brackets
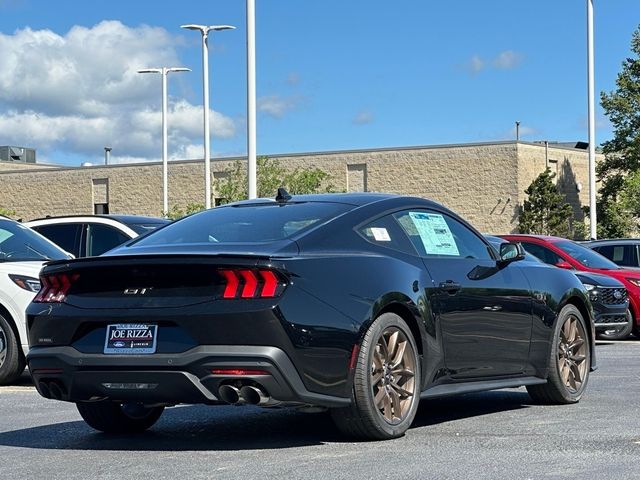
574,271,624,288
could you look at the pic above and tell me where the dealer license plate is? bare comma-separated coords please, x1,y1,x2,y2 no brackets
104,324,158,354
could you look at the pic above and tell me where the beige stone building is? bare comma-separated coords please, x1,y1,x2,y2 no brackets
0,141,600,234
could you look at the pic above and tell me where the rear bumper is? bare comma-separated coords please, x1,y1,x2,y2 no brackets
26,345,350,408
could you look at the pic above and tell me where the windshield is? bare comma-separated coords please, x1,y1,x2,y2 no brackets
555,240,619,270
133,201,353,246
0,220,71,262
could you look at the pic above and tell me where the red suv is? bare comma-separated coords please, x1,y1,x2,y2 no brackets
501,235,640,339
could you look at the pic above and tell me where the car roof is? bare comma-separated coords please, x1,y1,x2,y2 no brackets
584,238,640,246
27,214,168,224
501,234,565,243
228,192,402,207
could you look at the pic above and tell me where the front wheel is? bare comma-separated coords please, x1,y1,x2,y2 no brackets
76,401,164,433
527,304,591,404
0,314,25,385
331,312,421,440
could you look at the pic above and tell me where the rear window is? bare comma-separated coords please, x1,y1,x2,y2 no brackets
127,223,169,235
555,240,619,270
134,202,352,245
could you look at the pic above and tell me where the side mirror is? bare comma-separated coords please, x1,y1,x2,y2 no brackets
500,242,525,264
499,242,525,264
555,260,574,270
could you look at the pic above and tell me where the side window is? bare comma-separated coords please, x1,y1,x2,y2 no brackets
32,224,81,257
520,242,562,265
86,224,130,256
393,210,492,260
358,214,418,256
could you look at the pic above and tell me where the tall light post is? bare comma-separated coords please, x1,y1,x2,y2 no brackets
587,0,597,239
138,67,190,216
181,24,235,209
246,0,257,199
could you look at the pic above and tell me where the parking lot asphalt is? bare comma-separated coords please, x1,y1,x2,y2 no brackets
1,339,639,480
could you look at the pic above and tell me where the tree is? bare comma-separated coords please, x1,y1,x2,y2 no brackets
596,26,640,237
165,156,337,220
165,203,205,221
0,207,15,218
216,156,336,204
518,168,575,237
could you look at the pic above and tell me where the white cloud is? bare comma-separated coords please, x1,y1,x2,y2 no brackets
466,55,485,74
492,50,523,70
352,110,374,125
0,21,237,163
257,94,304,119
464,50,523,75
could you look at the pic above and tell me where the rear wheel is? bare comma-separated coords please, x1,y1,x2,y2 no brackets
597,309,633,341
527,304,590,404
331,313,420,440
76,401,164,433
0,313,25,385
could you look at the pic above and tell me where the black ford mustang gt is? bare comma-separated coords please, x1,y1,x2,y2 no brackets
26,193,596,440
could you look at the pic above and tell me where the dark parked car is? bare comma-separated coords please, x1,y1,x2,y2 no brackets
487,236,630,340
585,239,640,269
27,193,596,440
26,215,170,258
502,234,639,340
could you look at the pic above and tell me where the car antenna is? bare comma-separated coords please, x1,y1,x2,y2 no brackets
275,187,292,203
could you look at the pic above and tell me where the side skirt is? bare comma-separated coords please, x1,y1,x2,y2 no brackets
420,376,546,399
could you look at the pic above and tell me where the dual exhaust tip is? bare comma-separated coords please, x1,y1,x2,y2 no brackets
38,380,67,400
218,384,270,405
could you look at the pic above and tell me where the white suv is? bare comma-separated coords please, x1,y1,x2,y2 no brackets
26,215,169,258
0,217,71,384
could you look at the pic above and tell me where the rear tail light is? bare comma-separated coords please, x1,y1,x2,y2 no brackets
218,268,285,299
33,273,79,303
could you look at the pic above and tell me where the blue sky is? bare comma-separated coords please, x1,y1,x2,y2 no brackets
0,0,638,165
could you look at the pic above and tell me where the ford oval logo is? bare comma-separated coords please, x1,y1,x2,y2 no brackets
113,341,126,348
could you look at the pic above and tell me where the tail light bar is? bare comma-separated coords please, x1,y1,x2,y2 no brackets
33,273,79,303
218,268,285,299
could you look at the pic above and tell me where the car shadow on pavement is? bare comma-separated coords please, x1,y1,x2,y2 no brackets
0,404,339,450
413,390,533,428
0,390,535,451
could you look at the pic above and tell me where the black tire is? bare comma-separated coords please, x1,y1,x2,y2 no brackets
597,309,633,341
527,304,591,404
76,401,164,433
0,313,25,386
331,312,421,440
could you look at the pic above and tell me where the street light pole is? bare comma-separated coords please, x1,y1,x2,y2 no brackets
246,0,257,199
181,24,235,209
587,0,597,239
138,67,191,216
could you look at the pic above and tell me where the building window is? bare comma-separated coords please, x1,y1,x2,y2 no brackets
347,164,367,192
92,178,109,213
94,203,109,214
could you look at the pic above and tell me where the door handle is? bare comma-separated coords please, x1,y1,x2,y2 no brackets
438,280,461,294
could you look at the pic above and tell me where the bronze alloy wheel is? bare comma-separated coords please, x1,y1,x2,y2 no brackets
557,313,588,394
371,327,417,424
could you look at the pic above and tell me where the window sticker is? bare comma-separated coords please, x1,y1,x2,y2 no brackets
370,227,391,242
408,212,459,256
